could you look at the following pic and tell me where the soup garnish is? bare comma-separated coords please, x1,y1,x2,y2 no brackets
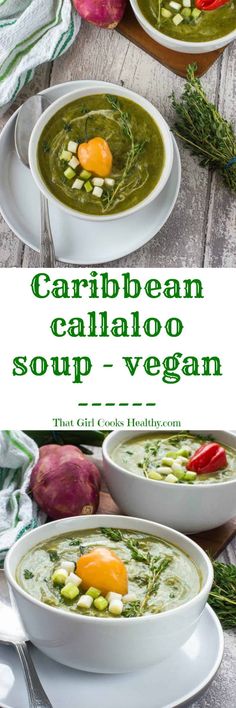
38,94,165,216
138,0,236,43
17,528,200,617
112,433,236,484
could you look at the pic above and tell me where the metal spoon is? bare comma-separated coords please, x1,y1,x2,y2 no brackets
0,569,53,707
14,94,56,267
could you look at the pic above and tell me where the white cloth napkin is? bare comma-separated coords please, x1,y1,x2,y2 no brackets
0,431,45,565
0,0,81,112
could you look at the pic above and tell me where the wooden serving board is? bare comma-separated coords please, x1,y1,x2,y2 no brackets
117,5,224,78
98,489,236,558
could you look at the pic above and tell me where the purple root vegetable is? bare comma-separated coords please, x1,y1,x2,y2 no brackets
73,0,127,28
30,444,101,519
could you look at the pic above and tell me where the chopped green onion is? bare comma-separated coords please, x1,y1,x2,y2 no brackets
84,180,93,193
169,1,181,9
165,473,178,483
52,569,68,586
161,7,172,17
60,150,72,162
173,13,184,24
77,594,93,609
94,597,108,611
148,471,162,480
67,140,78,153
86,587,101,599
92,186,103,198
61,583,79,600
80,169,92,180
192,7,201,17
184,471,197,481
64,167,76,180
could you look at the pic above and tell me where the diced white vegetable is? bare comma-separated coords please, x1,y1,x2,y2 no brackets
69,156,80,169
183,0,191,6
65,572,82,587
72,178,84,190
77,594,93,609
93,186,103,198
61,560,75,574
106,591,122,603
161,7,172,17
92,177,104,187
169,1,181,9
173,12,184,23
67,140,78,153
60,150,72,162
176,456,187,465
105,178,115,187
109,599,123,616
123,592,137,604
156,466,172,475
165,473,178,483
172,462,183,472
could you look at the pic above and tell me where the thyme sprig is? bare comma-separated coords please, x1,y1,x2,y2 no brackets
208,561,236,629
100,528,172,616
172,64,236,192
103,95,148,211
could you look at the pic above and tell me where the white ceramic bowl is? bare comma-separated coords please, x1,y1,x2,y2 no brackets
29,83,173,222
102,430,236,534
130,0,236,54
5,515,212,673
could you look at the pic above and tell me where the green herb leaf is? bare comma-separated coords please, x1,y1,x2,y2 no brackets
63,122,72,132
69,538,81,547
100,528,124,542
48,550,59,562
24,569,34,579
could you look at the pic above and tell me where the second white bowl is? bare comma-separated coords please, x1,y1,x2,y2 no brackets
102,430,236,533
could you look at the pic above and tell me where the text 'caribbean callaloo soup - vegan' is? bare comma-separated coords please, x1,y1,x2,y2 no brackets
37,94,165,216
17,528,201,618
112,433,236,484
138,0,236,43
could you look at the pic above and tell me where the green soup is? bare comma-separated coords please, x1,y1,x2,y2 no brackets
37,94,165,216
112,433,236,484
16,528,200,617
138,0,236,42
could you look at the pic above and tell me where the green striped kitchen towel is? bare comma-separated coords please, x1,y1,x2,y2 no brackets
0,1,81,112
0,431,46,565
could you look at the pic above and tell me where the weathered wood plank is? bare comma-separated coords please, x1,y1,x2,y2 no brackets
204,42,236,267
0,65,51,268
23,23,221,267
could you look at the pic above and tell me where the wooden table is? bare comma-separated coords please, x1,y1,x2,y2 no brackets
0,22,235,267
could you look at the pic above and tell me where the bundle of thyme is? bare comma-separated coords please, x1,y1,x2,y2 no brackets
208,561,236,629
172,64,236,192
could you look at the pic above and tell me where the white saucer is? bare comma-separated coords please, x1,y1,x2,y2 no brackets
0,605,223,708
0,80,181,264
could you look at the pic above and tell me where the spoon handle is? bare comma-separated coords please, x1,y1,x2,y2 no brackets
40,193,56,267
16,641,53,707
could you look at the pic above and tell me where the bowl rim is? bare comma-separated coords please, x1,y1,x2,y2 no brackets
28,82,174,222
102,429,236,489
5,514,213,625
130,0,236,51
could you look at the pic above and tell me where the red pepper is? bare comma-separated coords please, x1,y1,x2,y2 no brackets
187,442,227,474
195,0,229,10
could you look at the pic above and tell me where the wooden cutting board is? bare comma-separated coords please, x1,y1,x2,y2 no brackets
117,5,224,78
98,489,236,558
